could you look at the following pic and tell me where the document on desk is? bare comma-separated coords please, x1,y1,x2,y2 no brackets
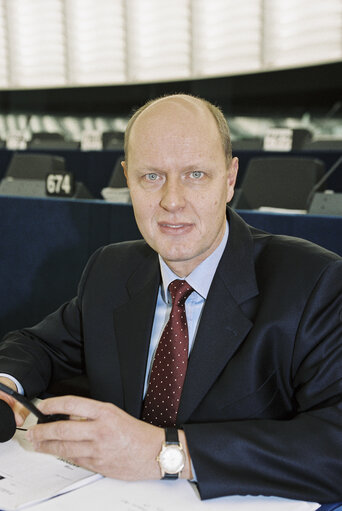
26,477,321,511
0,425,101,511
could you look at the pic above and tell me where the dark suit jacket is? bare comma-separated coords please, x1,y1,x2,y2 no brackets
1,208,342,502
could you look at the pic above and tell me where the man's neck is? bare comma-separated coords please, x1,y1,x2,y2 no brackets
159,220,229,299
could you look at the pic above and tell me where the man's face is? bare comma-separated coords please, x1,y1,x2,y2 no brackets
123,97,238,276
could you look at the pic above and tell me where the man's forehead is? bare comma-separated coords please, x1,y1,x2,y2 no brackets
133,96,210,131
146,94,205,113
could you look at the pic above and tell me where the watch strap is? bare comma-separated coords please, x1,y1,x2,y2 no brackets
165,427,179,444
163,427,181,480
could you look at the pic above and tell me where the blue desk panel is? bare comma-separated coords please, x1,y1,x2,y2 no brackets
0,196,140,337
319,504,342,510
238,210,342,257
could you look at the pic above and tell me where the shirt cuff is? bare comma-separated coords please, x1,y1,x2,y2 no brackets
0,373,24,394
190,459,197,482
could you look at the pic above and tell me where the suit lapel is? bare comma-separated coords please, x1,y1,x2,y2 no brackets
113,208,260,422
113,254,160,418
177,280,253,423
178,208,259,423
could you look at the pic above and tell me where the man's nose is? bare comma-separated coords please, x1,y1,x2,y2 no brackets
160,179,186,212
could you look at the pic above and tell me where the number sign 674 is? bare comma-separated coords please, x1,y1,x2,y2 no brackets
46,173,75,197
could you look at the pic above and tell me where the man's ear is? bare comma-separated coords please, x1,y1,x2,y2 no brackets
121,161,128,185
226,157,239,203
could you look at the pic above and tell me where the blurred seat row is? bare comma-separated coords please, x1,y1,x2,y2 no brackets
1,131,342,151
1,113,342,152
0,130,125,151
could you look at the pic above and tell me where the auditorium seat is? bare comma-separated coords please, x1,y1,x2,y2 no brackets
101,154,130,202
102,130,124,150
5,152,66,179
108,154,126,188
232,138,263,151
284,128,312,150
28,132,80,150
231,157,326,211
303,139,342,150
0,152,93,199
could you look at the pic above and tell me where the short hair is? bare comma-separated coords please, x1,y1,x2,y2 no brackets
124,94,232,167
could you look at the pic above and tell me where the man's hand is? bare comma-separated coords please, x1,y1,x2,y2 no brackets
26,395,193,481
0,376,28,426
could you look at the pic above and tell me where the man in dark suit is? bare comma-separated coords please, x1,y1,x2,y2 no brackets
1,94,342,502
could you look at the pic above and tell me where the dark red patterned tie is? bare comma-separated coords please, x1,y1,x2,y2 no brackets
142,279,193,427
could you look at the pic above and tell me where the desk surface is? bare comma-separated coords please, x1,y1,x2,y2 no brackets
25,477,325,511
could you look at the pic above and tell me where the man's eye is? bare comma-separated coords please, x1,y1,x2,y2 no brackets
190,171,204,179
145,173,158,181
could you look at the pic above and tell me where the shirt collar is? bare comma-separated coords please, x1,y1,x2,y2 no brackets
159,221,229,302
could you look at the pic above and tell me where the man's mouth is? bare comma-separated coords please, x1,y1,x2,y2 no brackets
158,222,193,233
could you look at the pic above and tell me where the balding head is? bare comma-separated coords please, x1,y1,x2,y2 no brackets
124,94,232,167
121,93,238,276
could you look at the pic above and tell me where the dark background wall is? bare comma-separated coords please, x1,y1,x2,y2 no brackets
0,61,341,118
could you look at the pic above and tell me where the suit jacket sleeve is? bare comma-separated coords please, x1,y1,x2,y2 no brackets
184,258,342,503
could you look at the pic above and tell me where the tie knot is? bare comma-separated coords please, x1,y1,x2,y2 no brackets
168,279,193,307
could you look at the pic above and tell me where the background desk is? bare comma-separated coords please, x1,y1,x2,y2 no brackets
1,195,342,338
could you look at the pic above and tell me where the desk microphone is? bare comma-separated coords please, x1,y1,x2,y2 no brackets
0,400,16,442
306,155,342,209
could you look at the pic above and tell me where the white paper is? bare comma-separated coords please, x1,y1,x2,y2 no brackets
0,425,101,510
25,477,321,511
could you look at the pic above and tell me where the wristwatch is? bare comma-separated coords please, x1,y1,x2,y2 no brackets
157,427,185,479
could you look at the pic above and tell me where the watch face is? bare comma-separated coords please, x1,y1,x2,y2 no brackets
160,445,185,474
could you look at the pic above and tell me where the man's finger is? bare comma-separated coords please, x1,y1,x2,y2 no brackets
37,395,107,421
27,417,96,443
31,439,96,462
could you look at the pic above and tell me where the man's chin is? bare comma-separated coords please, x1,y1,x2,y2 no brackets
161,248,206,273
161,249,195,264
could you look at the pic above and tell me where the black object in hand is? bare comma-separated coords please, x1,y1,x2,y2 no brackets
0,400,16,442
0,382,69,424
